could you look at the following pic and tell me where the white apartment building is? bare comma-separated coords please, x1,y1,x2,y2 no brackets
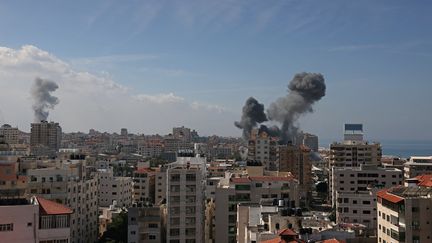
331,165,403,207
27,159,99,243
98,168,132,207
155,167,167,205
377,186,432,243
215,166,300,243
329,140,382,167
166,153,206,243
336,188,379,235
404,156,432,179
0,124,19,145
0,196,72,243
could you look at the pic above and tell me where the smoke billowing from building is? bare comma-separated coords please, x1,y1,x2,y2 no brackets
234,97,268,139
235,72,326,143
31,77,59,122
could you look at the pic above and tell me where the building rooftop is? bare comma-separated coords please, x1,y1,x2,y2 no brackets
36,197,73,215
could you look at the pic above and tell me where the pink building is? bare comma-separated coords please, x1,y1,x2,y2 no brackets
0,196,72,243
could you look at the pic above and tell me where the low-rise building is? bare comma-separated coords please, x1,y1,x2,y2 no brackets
0,196,72,243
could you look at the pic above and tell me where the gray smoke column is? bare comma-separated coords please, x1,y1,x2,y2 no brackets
31,77,59,122
235,97,268,139
267,72,326,143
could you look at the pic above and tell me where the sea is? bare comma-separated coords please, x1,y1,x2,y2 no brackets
319,139,432,159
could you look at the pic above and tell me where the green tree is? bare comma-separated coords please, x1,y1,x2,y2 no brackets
99,210,128,243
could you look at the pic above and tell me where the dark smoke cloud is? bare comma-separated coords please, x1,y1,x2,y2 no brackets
268,72,326,143
234,97,267,139
31,77,59,122
235,72,326,143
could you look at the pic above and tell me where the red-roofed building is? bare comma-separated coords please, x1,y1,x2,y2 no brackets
0,196,72,243
377,186,432,243
261,228,305,243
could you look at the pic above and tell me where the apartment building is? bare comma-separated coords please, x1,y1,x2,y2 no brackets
377,186,432,243
165,154,206,243
278,143,312,202
27,159,99,243
329,141,382,167
132,167,156,205
138,141,163,158
128,206,163,243
0,196,72,243
30,121,62,156
335,188,380,235
0,124,19,145
331,165,403,207
404,156,432,179
248,130,278,171
214,165,300,243
98,167,132,207
154,167,167,205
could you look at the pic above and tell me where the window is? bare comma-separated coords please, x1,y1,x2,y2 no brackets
148,223,158,228
149,235,157,240
0,223,13,231
186,174,196,181
363,210,371,214
363,200,371,205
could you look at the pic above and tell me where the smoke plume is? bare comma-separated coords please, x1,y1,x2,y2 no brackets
235,72,326,143
31,77,59,122
234,97,268,139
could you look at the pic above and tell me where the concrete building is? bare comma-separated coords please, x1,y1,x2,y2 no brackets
128,206,163,243
215,164,300,243
331,165,403,207
248,130,278,171
404,156,432,179
302,133,319,152
30,121,62,156
132,167,156,205
0,124,19,145
278,143,312,203
0,196,72,243
155,167,167,206
336,188,380,235
165,153,206,243
377,186,432,243
329,124,382,167
138,141,163,158
0,159,27,198
27,159,99,243
173,126,192,143
98,167,132,207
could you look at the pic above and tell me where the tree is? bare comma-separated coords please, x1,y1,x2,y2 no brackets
99,210,128,243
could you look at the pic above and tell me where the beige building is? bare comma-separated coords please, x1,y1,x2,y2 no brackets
0,196,72,243
165,154,206,243
0,158,27,198
128,206,163,243
98,168,132,207
377,186,432,243
27,159,99,243
214,164,300,243
248,130,278,171
331,165,402,207
0,124,19,145
329,140,382,167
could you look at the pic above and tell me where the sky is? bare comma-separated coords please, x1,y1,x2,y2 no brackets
0,0,431,141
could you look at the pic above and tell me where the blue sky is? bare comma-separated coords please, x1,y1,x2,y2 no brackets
0,0,431,140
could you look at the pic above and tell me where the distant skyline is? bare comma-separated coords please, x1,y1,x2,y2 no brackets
0,0,432,140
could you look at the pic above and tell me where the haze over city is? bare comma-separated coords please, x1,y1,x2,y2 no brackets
0,0,431,141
